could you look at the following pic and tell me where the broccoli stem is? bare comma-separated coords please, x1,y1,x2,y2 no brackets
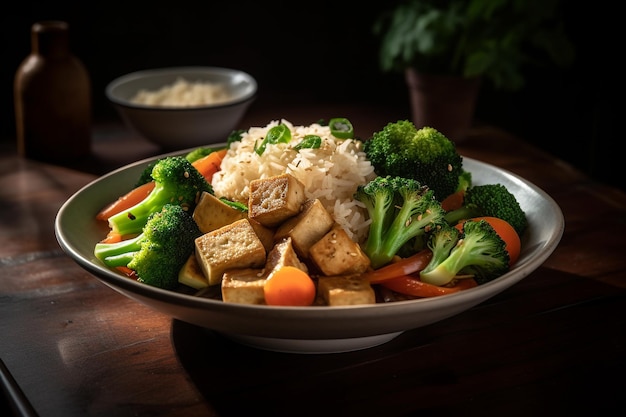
420,224,460,279
100,252,138,268
94,234,143,267
444,205,481,225
420,243,472,286
375,206,441,268
362,191,395,260
107,186,178,236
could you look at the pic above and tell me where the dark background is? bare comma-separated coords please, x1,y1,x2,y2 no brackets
1,1,620,191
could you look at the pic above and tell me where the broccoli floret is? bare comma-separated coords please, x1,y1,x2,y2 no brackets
94,204,202,289
444,183,528,236
355,175,446,269
108,156,212,237
363,121,464,201
420,218,510,286
420,223,461,281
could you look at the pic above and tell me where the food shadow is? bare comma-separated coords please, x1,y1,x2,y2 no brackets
170,319,432,417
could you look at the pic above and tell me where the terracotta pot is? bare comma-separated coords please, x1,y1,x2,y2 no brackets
405,69,481,143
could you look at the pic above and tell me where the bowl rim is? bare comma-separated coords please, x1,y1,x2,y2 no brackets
105,66,258,111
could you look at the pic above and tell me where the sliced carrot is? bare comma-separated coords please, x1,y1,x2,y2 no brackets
380,275,478,298
115,266,136,278
363,249,433,284
100,230,123,244
192,148,227,183
264,266,316,306
441,189,465,212
96,181,156,221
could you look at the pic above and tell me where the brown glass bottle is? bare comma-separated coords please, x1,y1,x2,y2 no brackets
14,21,91,161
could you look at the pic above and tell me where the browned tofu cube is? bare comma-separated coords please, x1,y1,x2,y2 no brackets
221,238,309,305
195,219,266,286
317,275,375,306
274,199,335,259
248,218,275,253
248,173,306,227
309,224,371,276
221,268,267,305
266,237,308,274
192,191,246,233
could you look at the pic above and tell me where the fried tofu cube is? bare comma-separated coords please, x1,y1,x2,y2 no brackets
248,173,306,227
221,268,267,305
273,199,335,259
248,218,276,253
221,238,309,305
195,219,266,286
192,191,246,233
317,275,376,306
178,254,209,289
266,237,308,274
309,224,371,276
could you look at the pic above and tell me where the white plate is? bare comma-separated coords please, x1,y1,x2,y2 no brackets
55,152,564,354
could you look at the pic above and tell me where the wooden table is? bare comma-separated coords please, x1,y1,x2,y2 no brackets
2,107,625,417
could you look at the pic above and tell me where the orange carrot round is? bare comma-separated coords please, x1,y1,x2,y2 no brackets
264,266,316,306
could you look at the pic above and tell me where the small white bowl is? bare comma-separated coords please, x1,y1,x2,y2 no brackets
105,66,257,149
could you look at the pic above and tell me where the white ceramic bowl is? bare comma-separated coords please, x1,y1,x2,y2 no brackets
105,67,257,149
55,151,563,354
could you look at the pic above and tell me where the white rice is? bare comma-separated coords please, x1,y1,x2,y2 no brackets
211,119,376,242
131,77,232,107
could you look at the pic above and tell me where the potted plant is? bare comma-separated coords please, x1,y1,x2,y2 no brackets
373,0,574,142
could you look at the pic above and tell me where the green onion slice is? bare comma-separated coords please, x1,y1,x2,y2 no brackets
255,124,292,155
294,134,322,150
329,117,354,139
219,198,248,213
